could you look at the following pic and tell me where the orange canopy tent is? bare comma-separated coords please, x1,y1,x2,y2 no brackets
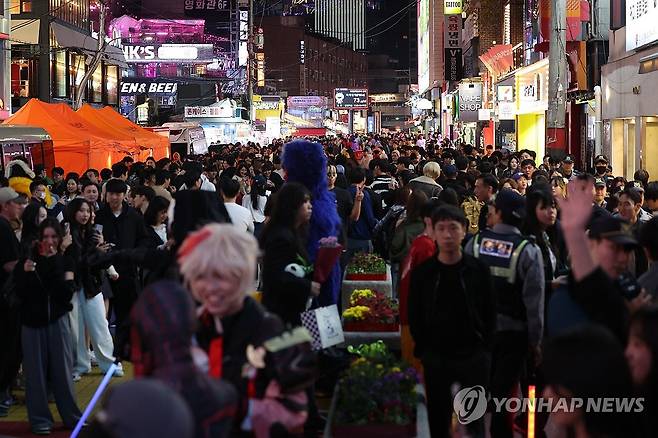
2,99,139,174
77,105,169,162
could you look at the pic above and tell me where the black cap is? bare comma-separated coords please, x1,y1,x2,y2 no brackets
594,155,608,164
494,188,526,219
594,178,606,187
563,155,575,164
588,216,637,247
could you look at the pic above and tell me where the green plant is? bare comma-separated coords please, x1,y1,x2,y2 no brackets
346,253,386,275
336,342,419,426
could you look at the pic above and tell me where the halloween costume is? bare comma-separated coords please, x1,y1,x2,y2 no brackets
5,160,54,207
281,140,343,306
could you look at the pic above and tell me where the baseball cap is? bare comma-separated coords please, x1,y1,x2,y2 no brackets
494,188,527,219
594,178,607,187
594,155,609,164
512,172,527,182
443,164,457,176
563,155,575,164
0,187,22,204
588,216,637,247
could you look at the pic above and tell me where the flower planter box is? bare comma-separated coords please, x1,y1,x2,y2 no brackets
345,272,387,281
344,321,399,332
331,422,416,438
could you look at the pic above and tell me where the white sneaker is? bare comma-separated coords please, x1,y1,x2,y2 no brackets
104,363,124,378
72,374,81,382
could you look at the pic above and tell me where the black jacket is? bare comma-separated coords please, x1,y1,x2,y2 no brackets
16,253,76,327
408,254,496,361
196,297,284,398
95,203,151,278
260,227,312,326
65,227,112,298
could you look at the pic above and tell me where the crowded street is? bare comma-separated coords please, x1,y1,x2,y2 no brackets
0,0,657,437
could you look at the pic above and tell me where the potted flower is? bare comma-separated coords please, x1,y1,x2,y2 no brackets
330,342,419,437
342,289,398,332
345,253,387,281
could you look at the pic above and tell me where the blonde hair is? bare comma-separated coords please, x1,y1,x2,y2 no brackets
178,224,260,298
423,161,441,179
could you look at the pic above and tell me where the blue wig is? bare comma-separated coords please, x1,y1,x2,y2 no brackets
282,140,343,306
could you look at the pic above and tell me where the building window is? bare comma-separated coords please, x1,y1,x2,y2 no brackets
69,53,85,99
53,49,67,97
90,63,102,103
20,0,31,12
105,65,118,105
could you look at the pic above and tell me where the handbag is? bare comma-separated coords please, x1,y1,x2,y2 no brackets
300,304,344,351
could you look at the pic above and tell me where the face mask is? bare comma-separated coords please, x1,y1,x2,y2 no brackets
596,166,607,175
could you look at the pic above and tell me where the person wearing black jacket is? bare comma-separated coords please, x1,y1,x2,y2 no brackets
94,178,150,360
408,205,495,438
131,281,237,438
16,218,82,435
259,182,320,327
179,224,314,436
65,199,120,380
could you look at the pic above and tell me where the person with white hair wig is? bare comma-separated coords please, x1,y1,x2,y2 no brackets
178,223,259,318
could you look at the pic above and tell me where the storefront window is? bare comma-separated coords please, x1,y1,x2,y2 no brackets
53,50,67,98
70,53,85,99
105,65,118,105
90,63,102,103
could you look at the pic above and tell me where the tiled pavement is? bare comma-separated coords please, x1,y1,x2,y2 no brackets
0,364,132,436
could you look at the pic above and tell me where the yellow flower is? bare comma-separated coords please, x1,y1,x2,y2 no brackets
343,305,371,320
376,364,383,369
392,367,401,373
349,289,375,305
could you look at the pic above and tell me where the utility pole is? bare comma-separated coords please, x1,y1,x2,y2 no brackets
74,1,106,110
546,0,568,158
248,0,254,123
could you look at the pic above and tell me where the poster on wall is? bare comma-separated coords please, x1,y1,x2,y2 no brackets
626,0,658,51
458,83,483,123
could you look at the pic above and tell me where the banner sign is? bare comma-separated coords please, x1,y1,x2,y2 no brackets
334,88,368,109
122,44,214,63
184,106,234,118
287,96,327,108
444,48,463,82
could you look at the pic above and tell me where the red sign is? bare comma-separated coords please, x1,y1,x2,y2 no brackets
479,45,514,78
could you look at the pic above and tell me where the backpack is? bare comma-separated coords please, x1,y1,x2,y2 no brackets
461,196,482,235
373,206,405,260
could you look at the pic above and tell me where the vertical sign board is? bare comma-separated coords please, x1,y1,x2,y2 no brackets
458,82,483,122
444,14,463,82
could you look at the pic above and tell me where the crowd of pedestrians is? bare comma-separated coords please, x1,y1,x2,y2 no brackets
0,132,655,437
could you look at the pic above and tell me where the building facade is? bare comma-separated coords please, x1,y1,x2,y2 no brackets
261,16,367,98
314,0,366,51
9,0,126,111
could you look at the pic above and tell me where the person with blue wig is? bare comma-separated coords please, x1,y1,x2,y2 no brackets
281,140,343,307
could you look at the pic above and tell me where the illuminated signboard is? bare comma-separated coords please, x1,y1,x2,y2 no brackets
458,82,482,122
418,0,430,92
444,0,462,14
120,81,178,95
626,0,658,51
239,10,249,66
334,88,368,109
184,0,232,10
122,44,215,63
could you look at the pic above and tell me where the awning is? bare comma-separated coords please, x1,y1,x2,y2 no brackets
51,22,127,68
10,19,40,44
639,52,658,74
292,128,326,137
0,125,51,143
